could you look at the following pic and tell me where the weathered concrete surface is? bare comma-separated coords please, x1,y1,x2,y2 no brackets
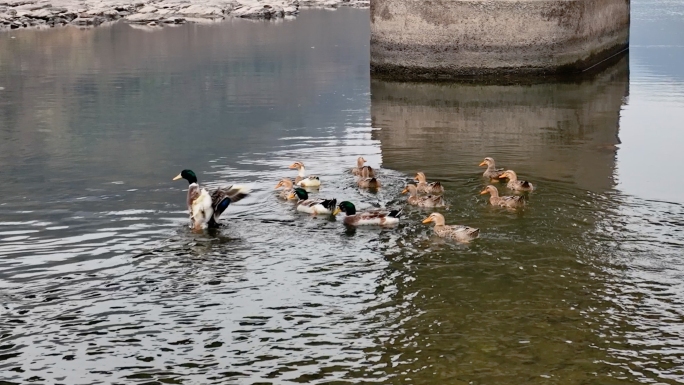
371,0,630,79
371,55,629,192
0,0,369,30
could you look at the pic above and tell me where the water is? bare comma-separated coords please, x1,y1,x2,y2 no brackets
1,4,684,384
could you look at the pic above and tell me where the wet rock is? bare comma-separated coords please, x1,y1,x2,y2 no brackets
0,0,367,30
137,5,156,13
124,12,162,22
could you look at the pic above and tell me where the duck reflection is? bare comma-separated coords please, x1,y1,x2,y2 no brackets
371,56,629,193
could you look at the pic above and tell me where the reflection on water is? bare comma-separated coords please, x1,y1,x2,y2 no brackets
372,56,628,193
2,3,684,385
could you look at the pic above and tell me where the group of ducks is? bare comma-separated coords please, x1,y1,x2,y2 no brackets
173,156,535,242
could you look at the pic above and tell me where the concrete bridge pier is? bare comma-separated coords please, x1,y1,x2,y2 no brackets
370,0,630,79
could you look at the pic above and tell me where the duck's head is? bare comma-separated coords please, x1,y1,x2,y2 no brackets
287,187,308,200
401,184,418,195
414,172,426,182
334,201,356,216
422,212,446,226
288,161,304,170
173,169,198,184
479,157,495,167
357,157,367,166
275,178,293,190
480,185,498,196
499,170,517,180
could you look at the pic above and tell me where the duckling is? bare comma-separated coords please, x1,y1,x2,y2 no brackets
173,169,250,230
422,212,479,242
288,187,336,215
414,172,444,195
479,157,505,180
499,170,534,192
289,161,321,188
333,201,402,226
351,157,376,177
401,184,445,207
274,178,296,200
357,166,381,189
480,185,526,208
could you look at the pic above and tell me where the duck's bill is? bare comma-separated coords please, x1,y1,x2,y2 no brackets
401,188,408,194
421,217,432,224
287,192,296,199
332,207,341,216
478,161,486,166
274,183,282,189
498,174,507,178
172,174,182,181
479,190,488,195
288,163,298,169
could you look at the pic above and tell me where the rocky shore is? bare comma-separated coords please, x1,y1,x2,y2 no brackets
0,0,368,30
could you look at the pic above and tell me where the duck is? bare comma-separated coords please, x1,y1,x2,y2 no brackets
357,166,381,189
274,178,296,200
414,172,444,195
288,187,337,215
289,161,321,188
333,201,402,226
480,185,526,208
173,169,250,230
479,157,505,180
351,157,375,177
499,170,534,192
401,184,445,207
422,213,479,242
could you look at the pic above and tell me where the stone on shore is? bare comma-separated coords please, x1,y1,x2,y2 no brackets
0,0,368,30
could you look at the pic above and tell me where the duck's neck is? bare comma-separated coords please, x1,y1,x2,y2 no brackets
507,173,518,182
486,163,497,171
357,158,365,168
489,189,499,198
298,167,306,177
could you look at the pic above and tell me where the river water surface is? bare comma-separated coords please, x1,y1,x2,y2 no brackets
1,4,684,385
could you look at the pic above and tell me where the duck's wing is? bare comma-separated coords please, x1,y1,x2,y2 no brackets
502,195,526,205
429,195,444,205
450,225,480,238
187,184,202,211
210,185,250,220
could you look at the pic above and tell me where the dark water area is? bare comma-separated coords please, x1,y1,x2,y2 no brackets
1,3,684,384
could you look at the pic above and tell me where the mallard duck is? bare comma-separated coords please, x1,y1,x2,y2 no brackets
288,187,337,215
274,178,296,200
480,185,526,208
401,184,445,207
351,157,375,177
333,201,402,226
414,172,444,195
289,161,321,188
499,170,534,192
422,213,479,242
173,169,250,230
357,166,381,189
479,157,505,180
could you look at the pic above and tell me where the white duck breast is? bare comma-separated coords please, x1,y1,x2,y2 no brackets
190,188,213,229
